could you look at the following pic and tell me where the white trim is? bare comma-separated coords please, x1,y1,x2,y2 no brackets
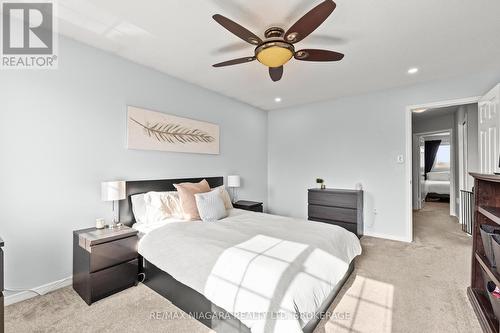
412,129,453,213
407,96,481,111
450,128,457,216
4,276,72,306
405,104,413,242
405,95,481,243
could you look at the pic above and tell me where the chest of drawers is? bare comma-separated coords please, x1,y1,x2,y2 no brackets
308,189,363,237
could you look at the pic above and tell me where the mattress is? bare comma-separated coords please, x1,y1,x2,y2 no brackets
138,210,361,333
424,180,450,195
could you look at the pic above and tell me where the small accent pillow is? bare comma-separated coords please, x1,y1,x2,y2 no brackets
144,191,183,223
173,179,210,220
215,185,233,210
195,189,228,222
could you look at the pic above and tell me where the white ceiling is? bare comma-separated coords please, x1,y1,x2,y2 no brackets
412,105,460,121
55,0,500,110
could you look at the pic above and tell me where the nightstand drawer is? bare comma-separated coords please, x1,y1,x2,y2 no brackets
90,259,138,302
308,204,357,224
90,236,137,273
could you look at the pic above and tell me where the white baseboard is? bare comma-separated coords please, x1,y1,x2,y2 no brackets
364,231,412,243
4,276,72,306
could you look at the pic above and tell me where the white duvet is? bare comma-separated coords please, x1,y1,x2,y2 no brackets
138,209,361,333
424,180,450,196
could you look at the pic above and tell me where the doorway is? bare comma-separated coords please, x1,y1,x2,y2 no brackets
404,96,481,242
412,130,452,213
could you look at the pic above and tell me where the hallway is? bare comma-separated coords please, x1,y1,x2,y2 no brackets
316,202,480,333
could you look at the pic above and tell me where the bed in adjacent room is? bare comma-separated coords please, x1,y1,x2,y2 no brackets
120,177,362,333
424,171,450,201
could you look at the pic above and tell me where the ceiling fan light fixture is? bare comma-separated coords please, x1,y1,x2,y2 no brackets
255,42,294,68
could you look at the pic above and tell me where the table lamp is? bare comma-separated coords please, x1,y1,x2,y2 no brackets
101,180,126,228
227,175,240,203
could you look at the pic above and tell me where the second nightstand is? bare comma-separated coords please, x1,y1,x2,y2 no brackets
233,200,263,213
73,226,138,305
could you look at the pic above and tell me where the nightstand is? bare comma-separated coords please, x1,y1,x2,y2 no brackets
233,200,263,212
73,226,138,305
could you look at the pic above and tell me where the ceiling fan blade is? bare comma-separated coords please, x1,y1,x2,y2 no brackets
294,49,344,61
212,14,262,45
213,56,256,67
269,66,283,82
284,0,336,44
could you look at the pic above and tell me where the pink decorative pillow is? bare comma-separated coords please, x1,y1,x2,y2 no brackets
173,179,210,220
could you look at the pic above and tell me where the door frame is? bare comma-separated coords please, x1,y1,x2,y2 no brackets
405,96,480,242
458,115,469,225
412,129,453,212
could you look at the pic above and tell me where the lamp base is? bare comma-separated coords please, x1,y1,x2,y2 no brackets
107,222,123,229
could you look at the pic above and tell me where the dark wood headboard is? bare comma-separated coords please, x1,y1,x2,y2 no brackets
119,176,224,226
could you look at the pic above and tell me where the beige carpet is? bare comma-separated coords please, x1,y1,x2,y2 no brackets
5,202,480,333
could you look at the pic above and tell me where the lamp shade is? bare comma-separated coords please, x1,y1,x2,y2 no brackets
101,181,126,201
227,175,240,188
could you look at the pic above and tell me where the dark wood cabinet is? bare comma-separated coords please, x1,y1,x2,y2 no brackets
468,173,500,333
73,227,138,305
308,188,363,237
1,237,3,333
233,200,263,212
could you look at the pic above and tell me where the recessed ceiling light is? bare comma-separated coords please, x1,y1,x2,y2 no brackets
408,67,419,74
274,97,282,103
413,108,427,113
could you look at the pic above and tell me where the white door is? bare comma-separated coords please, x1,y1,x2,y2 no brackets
458,117,469,191
458,118,469,224
479,84,500,174
418,137,425,209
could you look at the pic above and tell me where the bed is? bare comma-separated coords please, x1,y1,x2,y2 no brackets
119,177,362,333
424,171,450,200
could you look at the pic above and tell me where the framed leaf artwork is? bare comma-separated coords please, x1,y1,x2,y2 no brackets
127,106,220,154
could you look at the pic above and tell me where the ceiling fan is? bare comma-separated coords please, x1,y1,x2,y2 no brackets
212,0,344,82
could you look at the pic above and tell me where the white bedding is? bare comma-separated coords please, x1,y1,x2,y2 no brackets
132,217,195,237
424,180,450,196
139,209,361,333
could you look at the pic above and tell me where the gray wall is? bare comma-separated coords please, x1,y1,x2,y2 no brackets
267,68,500,241
0,37,268,296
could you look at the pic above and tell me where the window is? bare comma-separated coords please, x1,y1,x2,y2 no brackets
432,144,450,170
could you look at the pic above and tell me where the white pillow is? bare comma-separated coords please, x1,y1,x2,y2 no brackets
131,193,147,224
215,185,233,210
144,191,184,224
427,171,450,181
195,189,228,222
